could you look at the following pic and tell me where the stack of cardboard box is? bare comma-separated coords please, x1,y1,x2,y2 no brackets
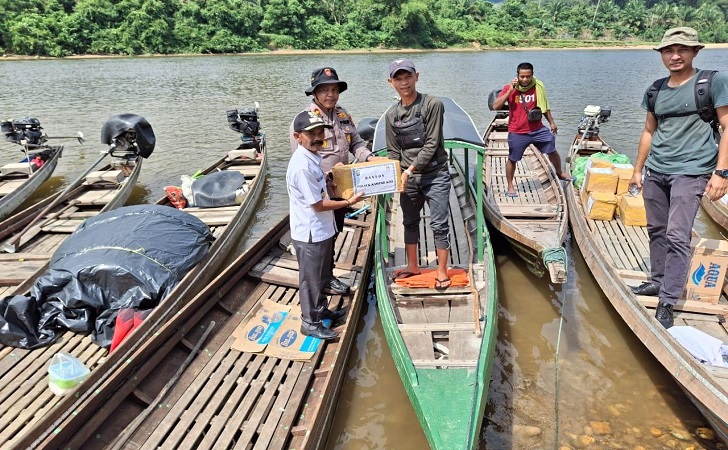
580,157,647,226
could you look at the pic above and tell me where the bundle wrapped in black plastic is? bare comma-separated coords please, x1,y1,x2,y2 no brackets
190,170,247,208
0,204,214,349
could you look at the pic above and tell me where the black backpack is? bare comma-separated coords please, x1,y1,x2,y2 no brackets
646,69,719,137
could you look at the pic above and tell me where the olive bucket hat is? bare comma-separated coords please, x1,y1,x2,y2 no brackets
305,67,348,96
654,27,705,51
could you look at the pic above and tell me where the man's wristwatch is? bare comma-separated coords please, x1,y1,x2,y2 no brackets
715,169,728,178
404,168,413,176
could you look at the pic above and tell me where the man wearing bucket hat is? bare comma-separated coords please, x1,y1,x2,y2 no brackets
290,67,380,296
385,58,452,290
287,110,365,340
629,27,728,328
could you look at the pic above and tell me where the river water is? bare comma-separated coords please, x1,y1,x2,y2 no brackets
2,49,728,449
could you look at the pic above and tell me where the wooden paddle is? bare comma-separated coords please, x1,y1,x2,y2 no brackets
1,150,110,253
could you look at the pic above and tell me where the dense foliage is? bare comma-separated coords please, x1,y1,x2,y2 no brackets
1,0,727,56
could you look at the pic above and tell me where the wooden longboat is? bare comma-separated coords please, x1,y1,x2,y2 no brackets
565,108,728,443
481,113,568,283
0,145,63,221
372,97,497,450
0,145,267,449
701,195,728,233
0,155,144,297
20,196,375,449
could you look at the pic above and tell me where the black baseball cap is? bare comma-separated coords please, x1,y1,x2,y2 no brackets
293,111,333,132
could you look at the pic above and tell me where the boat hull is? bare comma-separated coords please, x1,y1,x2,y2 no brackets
374,155,497,450
0,149,267,449
566,131,728,444
0,145,63,221
481,114,568,283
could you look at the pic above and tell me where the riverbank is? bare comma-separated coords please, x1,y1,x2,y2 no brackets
4,42,728,61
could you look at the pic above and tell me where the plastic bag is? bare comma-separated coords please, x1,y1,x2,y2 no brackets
48,353,90,396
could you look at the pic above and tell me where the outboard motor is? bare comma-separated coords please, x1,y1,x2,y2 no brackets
356,117,378,145
1,117,48,148
226,102,265,153
100,113,155,159
578,105,612,138
487,88,508,111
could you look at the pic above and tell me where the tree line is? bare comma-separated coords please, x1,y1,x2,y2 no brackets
1,0,726,57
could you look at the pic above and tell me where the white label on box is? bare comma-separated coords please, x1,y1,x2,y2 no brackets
612,163,633,169
589,167,613,174
587,196,595,213
721,194,728,205
352,162,398,196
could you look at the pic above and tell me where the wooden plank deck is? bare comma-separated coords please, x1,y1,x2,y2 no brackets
385,167,483,369
0,153,267,449
482,115,567,283
37,200,376,450
0,161,141,296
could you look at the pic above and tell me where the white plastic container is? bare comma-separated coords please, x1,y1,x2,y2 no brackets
47,353,90,396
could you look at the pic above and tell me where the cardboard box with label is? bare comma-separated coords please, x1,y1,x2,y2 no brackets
612,163,634,195
582,167,618,195
333,160,402,198
684,238,728,303
586,191,617,221
618,194,647,226
585,157,614,170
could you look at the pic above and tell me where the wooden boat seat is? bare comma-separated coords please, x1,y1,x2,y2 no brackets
391,285,472,295
84,170,124,184
40,218,83,233
0,253,51,286
410,359,478,368
0,180,27,196
0,162,33,176
400,321,482,368
638,295,728,315
495,204,558,218
75,188,120,206
226,165,260,178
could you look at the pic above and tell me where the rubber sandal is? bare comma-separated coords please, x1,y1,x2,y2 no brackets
434,277,451,290
393,270,421,281
505,192,519,198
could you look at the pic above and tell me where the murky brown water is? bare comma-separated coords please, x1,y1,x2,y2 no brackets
3,50,728,449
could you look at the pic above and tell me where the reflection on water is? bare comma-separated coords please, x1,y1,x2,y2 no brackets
2,49,728,449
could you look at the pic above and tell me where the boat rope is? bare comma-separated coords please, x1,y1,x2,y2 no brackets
553,294,565,450
541,246,567,267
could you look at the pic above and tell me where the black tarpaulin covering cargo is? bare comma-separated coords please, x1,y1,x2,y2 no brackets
0,204,215,349
191,170,246,208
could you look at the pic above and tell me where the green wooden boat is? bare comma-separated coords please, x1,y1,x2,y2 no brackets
372,97,498,450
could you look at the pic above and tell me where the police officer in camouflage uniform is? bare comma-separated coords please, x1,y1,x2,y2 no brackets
289,67,379,295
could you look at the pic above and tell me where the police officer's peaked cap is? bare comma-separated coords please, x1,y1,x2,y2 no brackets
305,67,348,96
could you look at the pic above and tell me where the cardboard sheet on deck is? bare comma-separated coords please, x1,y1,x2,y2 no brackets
231,300,291,353
231,301,326,361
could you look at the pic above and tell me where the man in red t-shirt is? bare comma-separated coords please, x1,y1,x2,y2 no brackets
491,62,570,197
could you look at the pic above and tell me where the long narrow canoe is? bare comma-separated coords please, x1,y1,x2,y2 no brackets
481,113,568,283
701,195,728,233
565,108,728,443
0,141,266,449
373,97,497,450
20,195,374,449
0,154,144,296
0,145,63,221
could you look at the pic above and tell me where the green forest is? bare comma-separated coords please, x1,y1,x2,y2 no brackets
1,0,727,56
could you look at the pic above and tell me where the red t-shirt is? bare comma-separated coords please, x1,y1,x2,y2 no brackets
499,85,545,134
